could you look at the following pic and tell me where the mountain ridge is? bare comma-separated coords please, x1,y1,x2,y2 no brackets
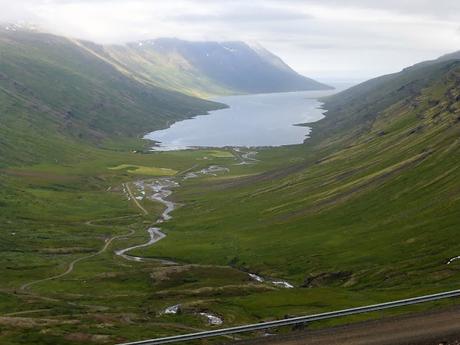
0,28,224,165
102,37,332,96
311,55,460,143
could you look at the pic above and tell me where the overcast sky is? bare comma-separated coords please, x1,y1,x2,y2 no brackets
1,0,460,82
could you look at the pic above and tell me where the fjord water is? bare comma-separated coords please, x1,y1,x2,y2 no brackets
145,88,341,150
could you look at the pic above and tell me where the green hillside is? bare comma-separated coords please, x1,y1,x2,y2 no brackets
99,42,232,97
85,38,332,97
1,29,460,344
312,56,460,142
0,28,223,165
143,58,460,290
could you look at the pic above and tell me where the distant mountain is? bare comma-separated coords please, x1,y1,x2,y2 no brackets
0,28,330,165
98,38,332,96
0,28,222,165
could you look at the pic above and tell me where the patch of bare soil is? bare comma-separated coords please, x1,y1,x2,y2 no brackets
0,316,78,328
64,332,111,343
231,306,460,345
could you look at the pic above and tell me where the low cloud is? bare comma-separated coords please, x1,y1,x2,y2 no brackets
168,6,313,23
0,0,459,81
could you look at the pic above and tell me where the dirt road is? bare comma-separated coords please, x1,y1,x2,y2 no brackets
20,229,134,291
124,182,148,215
232,306,460,345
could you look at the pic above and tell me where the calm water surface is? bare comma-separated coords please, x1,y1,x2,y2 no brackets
145,88,343,150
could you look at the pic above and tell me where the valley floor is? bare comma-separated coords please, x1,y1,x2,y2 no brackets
1,26,459,345
1,103,459,344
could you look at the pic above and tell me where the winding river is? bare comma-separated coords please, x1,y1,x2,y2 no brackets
115,179,178,264
115,153,295,291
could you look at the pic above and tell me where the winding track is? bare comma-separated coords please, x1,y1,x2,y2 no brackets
18,154,260,310
20,229,135,291
124,183,148,215
19,163,215,291
115,157,253,263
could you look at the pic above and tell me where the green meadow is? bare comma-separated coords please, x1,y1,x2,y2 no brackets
0,28,459,345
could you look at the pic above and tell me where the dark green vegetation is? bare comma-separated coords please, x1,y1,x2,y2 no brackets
0,149,258,345
0,27,459,345
95,38,332,97
136,55,460,333
147,57,460,282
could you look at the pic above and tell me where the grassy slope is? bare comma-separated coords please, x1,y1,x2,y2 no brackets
99,43,232,98
311,58,460,143
139,60,460,298
0,149,268,345
0,29,223,165
1,38,459,344
83,39,331,97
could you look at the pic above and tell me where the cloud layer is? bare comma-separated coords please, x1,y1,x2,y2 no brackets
1,0,459,81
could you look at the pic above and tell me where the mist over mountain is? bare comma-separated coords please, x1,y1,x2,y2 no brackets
0,27,330,164
102,38,332,96
0,28,222,164
1,10,460,345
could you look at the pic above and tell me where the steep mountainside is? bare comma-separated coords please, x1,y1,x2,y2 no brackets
400,50,460,72
0,29,223,165
97,38,332,96
312,56,460,142
0,27,459,344
148,56,460,293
